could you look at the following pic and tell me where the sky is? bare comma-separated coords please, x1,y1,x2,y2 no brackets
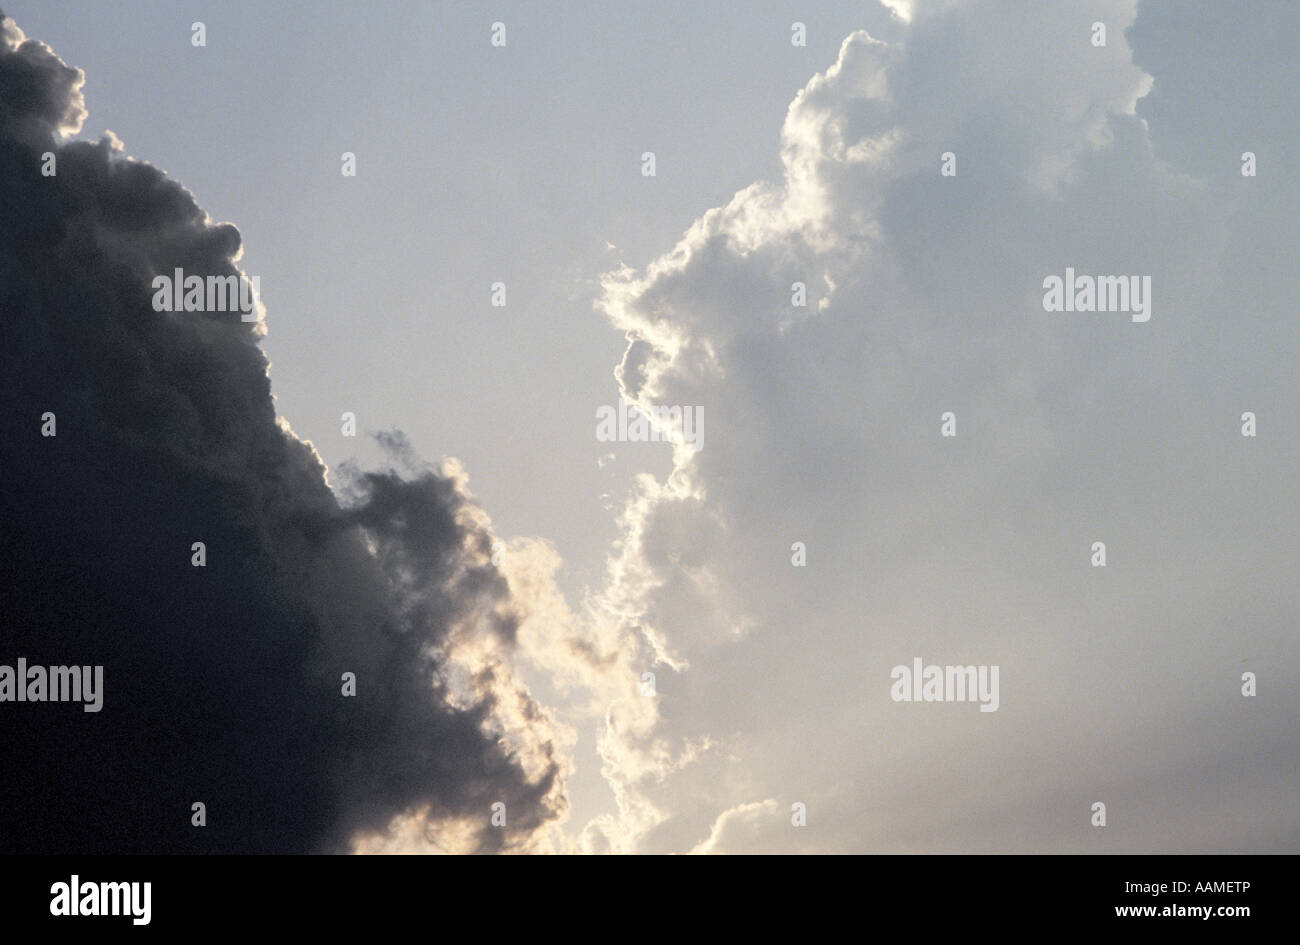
0,0,1296,853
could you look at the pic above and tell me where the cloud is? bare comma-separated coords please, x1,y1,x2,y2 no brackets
688,798,779,855
590,0,1300,852
0,12,85,141
0,14,568,853
4,1,1295,856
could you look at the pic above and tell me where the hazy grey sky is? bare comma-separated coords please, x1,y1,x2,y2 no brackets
7,0,1297,852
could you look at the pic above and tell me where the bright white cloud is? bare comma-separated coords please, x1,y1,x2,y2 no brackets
581,0,1300,853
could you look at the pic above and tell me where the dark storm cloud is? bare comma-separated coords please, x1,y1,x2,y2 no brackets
0,16,562,853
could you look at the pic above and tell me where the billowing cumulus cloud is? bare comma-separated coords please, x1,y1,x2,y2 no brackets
0,15,569,854
3,0,1296,857
591,0,1300,853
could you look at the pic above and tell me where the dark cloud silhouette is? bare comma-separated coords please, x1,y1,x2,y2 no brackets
0,15,563,853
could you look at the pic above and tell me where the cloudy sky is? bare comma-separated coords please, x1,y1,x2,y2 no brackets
0,0,1295,853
